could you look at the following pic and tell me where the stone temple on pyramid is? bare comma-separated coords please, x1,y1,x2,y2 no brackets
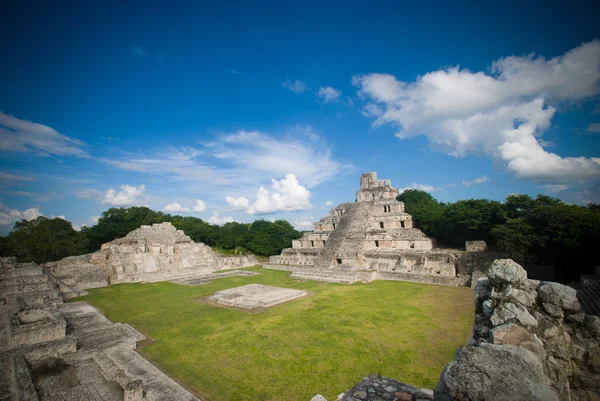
266,172,498,285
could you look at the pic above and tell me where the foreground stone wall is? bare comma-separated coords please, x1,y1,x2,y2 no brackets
47,222,257,288
436,259,600,401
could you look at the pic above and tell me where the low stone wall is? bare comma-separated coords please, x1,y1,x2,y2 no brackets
435,259,600,401
377,271,470,286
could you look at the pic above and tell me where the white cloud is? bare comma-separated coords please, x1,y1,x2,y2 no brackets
0,112,87,157
227,68,241,75
164,202,190,212
444,183,457,188
193,200,206,212
23,208,44,221
587,123,600,134
324,200,333,206
462,176,489,186
0,204,43,226
207,128,347,188
225,196,250,211
102,184,148,206
293,216,315,230
540,184,569,193
281,79,308,93
401,183,436,193
208,212,235,225
353,40,600,184
317,86,341,103
225,174,312,215
0,172,36,182
91,216,100,224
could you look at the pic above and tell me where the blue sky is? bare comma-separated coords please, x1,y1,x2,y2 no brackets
1,0,599,233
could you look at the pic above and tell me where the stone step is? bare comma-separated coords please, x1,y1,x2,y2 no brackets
578,283,600,317
0,265,42,280
0,275,48,286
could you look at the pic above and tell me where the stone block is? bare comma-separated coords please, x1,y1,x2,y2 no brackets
466,241,488,252
209,284,307,309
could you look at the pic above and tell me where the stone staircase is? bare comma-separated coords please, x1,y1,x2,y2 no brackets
578,280,600,317
313,203,370,269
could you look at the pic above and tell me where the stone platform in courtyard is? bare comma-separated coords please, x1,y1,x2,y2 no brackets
209,284,307,309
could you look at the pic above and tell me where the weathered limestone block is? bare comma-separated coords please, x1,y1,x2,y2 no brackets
505,285,537,308
490,322,546,358
538,281,581,312
488,259,528,288
435,343,559,401
490,302,538,328
543,303,564,319
465,241,487,252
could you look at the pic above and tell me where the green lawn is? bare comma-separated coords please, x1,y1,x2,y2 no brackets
79,267,474,401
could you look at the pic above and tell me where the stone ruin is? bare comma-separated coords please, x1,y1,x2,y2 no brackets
209,284,307,309
311,259,600,401
267,172,504,286
0,261,199,401
46,222,257,295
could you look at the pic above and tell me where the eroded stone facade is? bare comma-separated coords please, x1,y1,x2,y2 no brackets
47,222,257,291
268,172,478,285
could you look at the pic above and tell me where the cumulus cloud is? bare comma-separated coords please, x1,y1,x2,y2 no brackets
462,176,489,186
225,174,312,215
225,195,250,211
401,183,436,193
0,204,43,226
0,112,87,157
208,212,235,225
353,40,600,184
102,184,148,206
293,216,315,230
281,79,308,93
317,86,341,103
164,202,190,212
324,200,333,207
193,200,206,212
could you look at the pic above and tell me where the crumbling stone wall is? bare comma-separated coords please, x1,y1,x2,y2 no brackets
436,259,600,401
47,222,257,288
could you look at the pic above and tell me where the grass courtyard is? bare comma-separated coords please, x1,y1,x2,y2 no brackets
79,267,474,401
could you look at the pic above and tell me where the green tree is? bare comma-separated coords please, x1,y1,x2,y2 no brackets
439,199,507,247
396,189,445,237
2,217,88,263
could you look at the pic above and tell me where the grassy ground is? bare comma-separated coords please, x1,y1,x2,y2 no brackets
79,267,474,401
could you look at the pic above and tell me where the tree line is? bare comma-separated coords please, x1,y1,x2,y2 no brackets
397,190,600,283
0,206,302,263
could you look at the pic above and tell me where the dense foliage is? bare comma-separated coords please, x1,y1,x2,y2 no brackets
398,190,600,282
0,206,302,263
0,217,89,263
